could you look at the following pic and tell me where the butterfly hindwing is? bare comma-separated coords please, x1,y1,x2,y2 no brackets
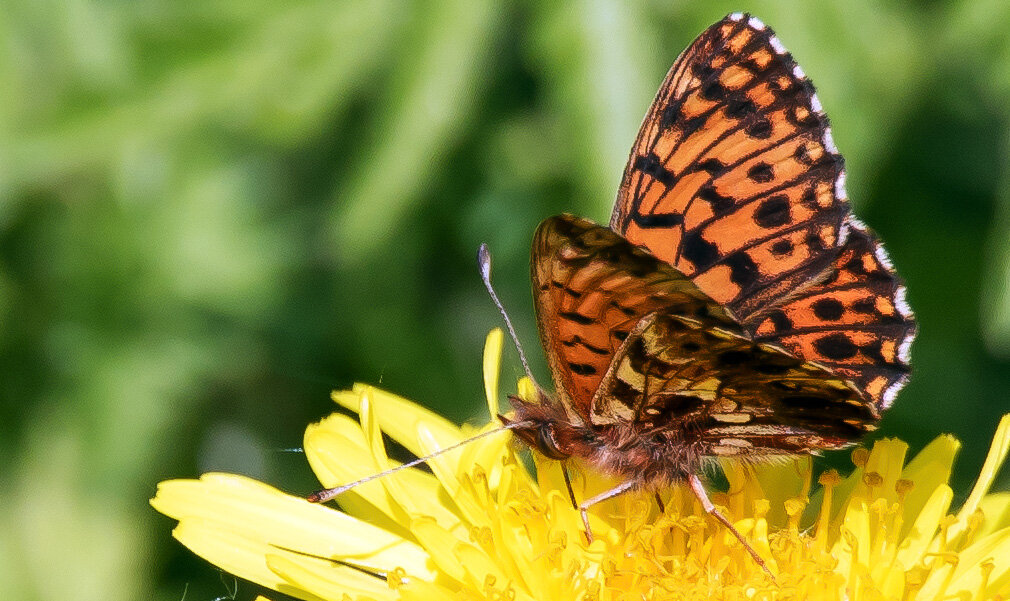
747,218,916,409
592,310,878,454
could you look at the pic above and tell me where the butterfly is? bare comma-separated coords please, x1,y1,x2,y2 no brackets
501,12,916,558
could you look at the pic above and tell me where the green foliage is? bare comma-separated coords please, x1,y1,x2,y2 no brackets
1,1,1009,599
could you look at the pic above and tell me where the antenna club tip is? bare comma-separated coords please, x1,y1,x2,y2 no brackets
477,243,491,276
306,490,328,503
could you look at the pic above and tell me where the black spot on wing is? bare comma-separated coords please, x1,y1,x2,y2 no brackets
726,96,757,119
682,115,707,136
701,80,728,101
747,162,774,183
634,153,677,187
724,252,760,287
813,333,858,360
851,297,877,314
609,301,638,317
630,212,684,228
698,184,734,216
696,159,726,176
767,310,793,333
811,298,845,321
800,187,818,209
770,239,794,256
659,99,683,130
717,349,752,366
562,336,610,355
794,144,812,165
745,117,773,138
681,341,701,353
754,195,791,228
682,231,719,269
691,62,716,79
753,362,791,375
558,311,594,325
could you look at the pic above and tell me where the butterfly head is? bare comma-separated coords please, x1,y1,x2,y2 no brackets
499,392,586,461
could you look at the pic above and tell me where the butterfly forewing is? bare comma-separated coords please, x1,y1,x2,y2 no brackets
611,14,848,323
531,214,737,419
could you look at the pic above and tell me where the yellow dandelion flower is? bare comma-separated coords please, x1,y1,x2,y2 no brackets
152,329,1010,601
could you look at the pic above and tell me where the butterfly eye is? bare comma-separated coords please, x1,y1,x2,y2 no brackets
536,423,570,461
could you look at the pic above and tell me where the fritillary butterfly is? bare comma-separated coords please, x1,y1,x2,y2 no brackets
505,13,916,548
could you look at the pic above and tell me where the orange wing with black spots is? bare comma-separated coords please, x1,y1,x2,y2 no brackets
531,214,737,419
746,219,915,409
610,13,848,323
527,14,915,469
531,215,880,452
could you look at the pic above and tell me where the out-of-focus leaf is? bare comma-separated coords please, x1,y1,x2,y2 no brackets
525,0,660,217
1,1,400,190
330,0,501,266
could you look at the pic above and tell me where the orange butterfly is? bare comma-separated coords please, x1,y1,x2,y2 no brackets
503,13,916,563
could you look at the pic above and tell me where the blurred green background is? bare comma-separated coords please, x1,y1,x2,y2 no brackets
3,0,1010,599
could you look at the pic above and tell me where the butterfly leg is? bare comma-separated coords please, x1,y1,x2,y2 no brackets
578,479,637,543
654,492,666,514
561,462,578,510
687,474,774,579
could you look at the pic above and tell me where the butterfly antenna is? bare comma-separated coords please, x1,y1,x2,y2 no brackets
478,243,536,385
307,420,531,504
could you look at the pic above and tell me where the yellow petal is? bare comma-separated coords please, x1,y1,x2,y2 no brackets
954,415,1010,536
516,376,536,402
976,492,1010,537
832,499,871,578
170,519,327,601
265,551,395,601
393,577,459,601
331,384,463,454
303,415,411,533
860,438,909,505
156,354,1010,601
152,474,436,580
453,542,514,596
414,421,463,495
308,395,466,530
805,455,864,529
940,528,1010,598
483,328,503,419
409,516,467,583
357,392,444,522
897,433,959,539
895,483,953,567
460,426,513,488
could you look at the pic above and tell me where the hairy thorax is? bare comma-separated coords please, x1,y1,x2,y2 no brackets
505,394,704,488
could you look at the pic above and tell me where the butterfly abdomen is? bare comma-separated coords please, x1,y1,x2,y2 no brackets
575,422,707,486
507,390,708,486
